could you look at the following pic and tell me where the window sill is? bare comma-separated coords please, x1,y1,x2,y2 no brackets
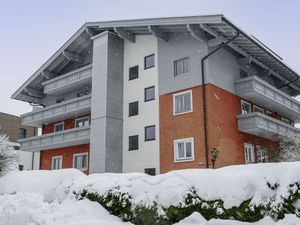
173,110,193,116
174,158,195,163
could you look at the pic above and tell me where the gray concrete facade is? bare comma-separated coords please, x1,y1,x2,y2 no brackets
89,31,124,173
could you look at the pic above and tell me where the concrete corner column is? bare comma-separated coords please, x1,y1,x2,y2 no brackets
89,31,124,173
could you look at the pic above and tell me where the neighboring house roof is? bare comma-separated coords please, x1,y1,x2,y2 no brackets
11,15,300,104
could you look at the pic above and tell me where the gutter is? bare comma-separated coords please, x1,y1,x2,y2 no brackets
201,29,240,168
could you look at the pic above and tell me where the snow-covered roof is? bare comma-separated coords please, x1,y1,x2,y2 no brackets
11,15,300,104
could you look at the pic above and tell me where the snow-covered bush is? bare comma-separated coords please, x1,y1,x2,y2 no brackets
0,134,18,176
274,134,300,162
72,163,300,225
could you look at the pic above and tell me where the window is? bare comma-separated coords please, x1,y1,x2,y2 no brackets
144,168,156,176
253,105,264,114
52,156,62,170
73,153,88,170
144,54,155,69
173,90,193,115
281,117,290,124
257,147,268,163
129,65,139,80
56,97,65,104
18,128,26,139
174,138,194,162
174,57,190,76
54,122,64,132
129,101,139,117
244,143,255,164
76,117,89,127
241,100,251,114
145,125,155,141
19,165,24,171
129,135,139,150
77,89,89,97
144,86,155,102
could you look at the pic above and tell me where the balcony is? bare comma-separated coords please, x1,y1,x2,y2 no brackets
42,64,92,95
21,95,91,127
235,76,300,122
19,126,90,152
237,112,300,140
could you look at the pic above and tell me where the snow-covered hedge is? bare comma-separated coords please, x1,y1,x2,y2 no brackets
71,163,300,225
1,163,300,225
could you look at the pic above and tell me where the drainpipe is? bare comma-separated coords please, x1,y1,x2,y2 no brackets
201,31,240,168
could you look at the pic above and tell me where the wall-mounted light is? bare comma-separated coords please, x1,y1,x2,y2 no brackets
211,148,219,169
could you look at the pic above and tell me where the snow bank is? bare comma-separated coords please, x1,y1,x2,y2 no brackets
72,162,300,209
174,212,300,225
0,193,132,225
0,169,85,202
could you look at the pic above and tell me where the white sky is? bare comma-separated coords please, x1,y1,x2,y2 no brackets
0,0,299,116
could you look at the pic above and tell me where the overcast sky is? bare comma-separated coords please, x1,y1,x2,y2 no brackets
0,0,299,116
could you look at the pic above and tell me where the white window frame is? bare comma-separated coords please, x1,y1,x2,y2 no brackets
256,146,268,163
52,156,62,170
73,153,89,171
174,137,195,162
244,143,255,164
54,122,64,132
253,105,265,114
173,90,193,115
75,116,90,128
241,100,251,115
174,57,190,76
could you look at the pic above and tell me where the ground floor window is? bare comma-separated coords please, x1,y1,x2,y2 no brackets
144,168,156,176
73,153,88,171
257,146,268,163
52,156,62,170
174,137,194,162
244,143,255,164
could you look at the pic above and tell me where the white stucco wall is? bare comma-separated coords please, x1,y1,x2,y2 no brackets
122,35,160,174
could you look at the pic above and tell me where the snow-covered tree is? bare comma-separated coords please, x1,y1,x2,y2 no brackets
274,134,300,162
0,134,18,176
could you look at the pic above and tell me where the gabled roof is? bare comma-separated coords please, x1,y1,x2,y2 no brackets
11,15,300,104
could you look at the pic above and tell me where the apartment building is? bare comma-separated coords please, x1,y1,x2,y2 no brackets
12,15,300,175
0,112,39,170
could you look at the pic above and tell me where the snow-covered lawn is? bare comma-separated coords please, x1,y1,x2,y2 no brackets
0,163,300,225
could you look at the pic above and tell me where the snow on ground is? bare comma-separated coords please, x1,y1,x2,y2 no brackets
1,163,300,225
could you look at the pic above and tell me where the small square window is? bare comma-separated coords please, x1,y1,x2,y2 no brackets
52,156,62,170
54,122,64,132
241,100,251,114
144,54,155,69
18,128,26,139
144,168,156,176
174,57,190,76
145,125,155,141
73,153,88,171
173,90,193,115
174,138,194,162
145,86,155,102
56,97,65,104
129,65,139,80
129,135,139,151
76,117,89,127
129,101,139,117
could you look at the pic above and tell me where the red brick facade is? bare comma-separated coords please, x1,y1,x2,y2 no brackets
159,84,280,173
40,115,90,174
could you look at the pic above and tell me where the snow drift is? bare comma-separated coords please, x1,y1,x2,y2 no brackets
0,163,300,225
